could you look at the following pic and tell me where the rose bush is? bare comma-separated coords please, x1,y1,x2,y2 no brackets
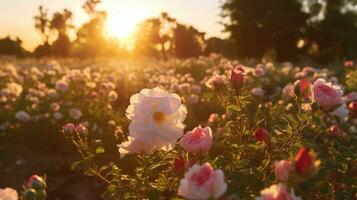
0,56,356,199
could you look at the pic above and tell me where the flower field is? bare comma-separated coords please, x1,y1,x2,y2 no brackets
0,55,356,199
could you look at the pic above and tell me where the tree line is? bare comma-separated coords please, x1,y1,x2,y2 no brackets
1,0,357,63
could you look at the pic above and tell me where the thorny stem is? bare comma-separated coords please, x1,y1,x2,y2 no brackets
278,117,313,152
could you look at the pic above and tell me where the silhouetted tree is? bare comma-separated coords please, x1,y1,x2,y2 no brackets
0,36,28,57
33,5,51,56
304,0,357,63
50,9,74,57
172,24,205,58
74,0,124,57
133,12,176,59
221,0,309,61
205,37,236,58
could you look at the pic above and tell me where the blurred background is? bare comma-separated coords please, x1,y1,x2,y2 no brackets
1,0,357,63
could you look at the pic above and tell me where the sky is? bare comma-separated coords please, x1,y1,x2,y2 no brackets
0,0,225,51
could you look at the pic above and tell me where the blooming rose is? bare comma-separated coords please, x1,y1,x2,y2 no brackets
0,188,18,200
312,78,343,112
282,83,295,99
205,75,228,90
15,111,30,122
274,160,292,182
118,136,156,155
178,163,227,200
252,87,265,96
69,108,82,120
256,184,301,200
254,66,266,77
180,127,213,153
230,66,245,90
55,79,69,92
108,91,118,102
126,87,187,150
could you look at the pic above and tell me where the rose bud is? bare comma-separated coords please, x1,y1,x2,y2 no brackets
28,175,46,190
178,163,227,200
312,78,344,112
63,123,76,135
23,189,37,200
172,157,186,172
293,78,311,98
253,128,268,142
180,127,213,154
230,65,245,90
329,124,341,136
348,101,357,115
205,75,228,90
274,160,292,182
294,147,319,177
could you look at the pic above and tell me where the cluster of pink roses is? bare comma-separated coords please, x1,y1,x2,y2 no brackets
256,147,319,200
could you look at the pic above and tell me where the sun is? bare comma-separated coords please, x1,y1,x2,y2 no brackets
106,11,138,44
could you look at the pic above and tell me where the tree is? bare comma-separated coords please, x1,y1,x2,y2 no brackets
0,36,28,57
221,0,309,61
172,24,205,58
205,37,236,58
133,12,176,59
50,9,74,56
33,5,51,56
304,0,357,63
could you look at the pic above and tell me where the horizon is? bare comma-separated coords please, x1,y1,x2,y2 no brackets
0,0,226,51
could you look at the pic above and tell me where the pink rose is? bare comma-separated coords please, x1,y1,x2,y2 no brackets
178,163,227,200
312,78,343,112
180,127,213,153
205,75,228,90
230,65,245,89
274,160,292,182
282,83,295,99
256,184,301,200
254,66,266,77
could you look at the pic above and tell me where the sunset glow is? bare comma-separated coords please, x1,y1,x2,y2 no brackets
106,11,138,40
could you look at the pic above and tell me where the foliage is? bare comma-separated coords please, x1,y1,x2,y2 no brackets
2,56,355,198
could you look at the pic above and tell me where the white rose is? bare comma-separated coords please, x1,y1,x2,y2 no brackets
126,87,187,150
0,187,18,200
118,136,157,156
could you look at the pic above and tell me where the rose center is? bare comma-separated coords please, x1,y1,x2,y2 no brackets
153,112,165,122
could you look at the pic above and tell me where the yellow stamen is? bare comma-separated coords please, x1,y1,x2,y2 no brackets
153,112,165,122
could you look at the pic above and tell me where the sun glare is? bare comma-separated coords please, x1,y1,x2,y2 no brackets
106,11,140,49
